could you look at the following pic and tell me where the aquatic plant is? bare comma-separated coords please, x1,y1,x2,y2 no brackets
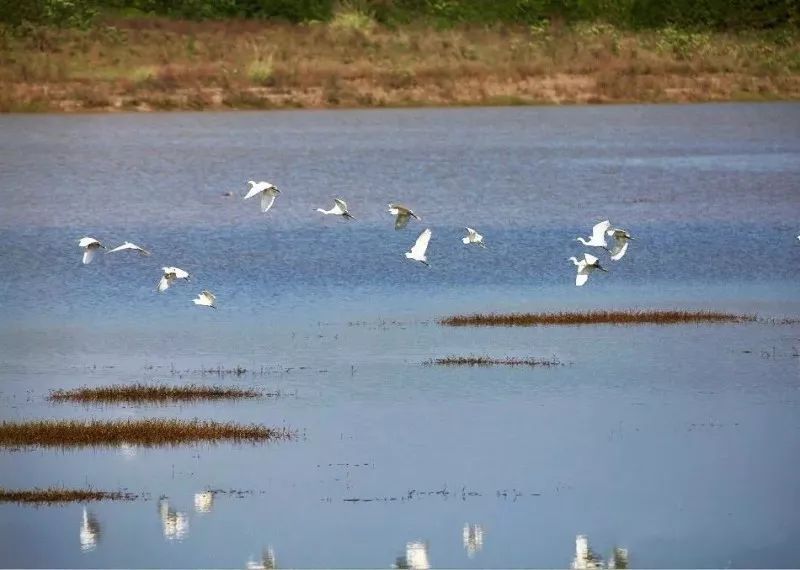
439,310,756,327
0,487,137,504
48,383,262,404
426,356,562,366
0,419,295,449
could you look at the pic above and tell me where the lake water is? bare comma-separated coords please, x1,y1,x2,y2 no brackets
0,103,799,568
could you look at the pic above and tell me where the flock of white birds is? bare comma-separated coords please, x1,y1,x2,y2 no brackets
77,181,634,307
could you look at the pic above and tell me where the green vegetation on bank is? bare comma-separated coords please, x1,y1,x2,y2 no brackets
2,0,798,30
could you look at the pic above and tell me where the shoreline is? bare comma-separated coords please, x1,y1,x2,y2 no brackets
1,19,798,113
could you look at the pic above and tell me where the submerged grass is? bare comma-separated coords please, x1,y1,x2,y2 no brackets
439,310,756,327
0,419,294,449
0,487,137,504
427,356,562,366
48,383,261,403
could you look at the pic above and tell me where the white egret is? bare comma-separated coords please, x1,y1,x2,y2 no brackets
606,226,633,261
106,241,151,256
78,237,104,264
576,220,611,248
244,181,281,213
388,203,420,230
462,227,485,248
568,253,607,286
405,228,432,267
316,198,355,220
157,266,190,292
193,290,216,309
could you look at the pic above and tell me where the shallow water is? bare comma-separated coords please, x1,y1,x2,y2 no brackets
1,103,799,568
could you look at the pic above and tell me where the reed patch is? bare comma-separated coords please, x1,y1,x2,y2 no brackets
426,356,562,367
48,383,262,404
439,310,756,327
0,487,138,504
0,419,294,449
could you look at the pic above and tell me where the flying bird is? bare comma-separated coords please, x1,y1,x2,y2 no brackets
157,266,190,292
316,198,355,220
193,290,216,309
388,203,420,230
106,241,151,256
606,226,633,261
576,220,611,248
405,228,432,267
462,227,485,248
78,237,105,265
244,181,281,213
569,253,607,286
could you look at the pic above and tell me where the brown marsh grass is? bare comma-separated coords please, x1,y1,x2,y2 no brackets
0,487,137,504
1,19,797,112
48,383,261,404
439,310,756,327
0,419,294,448
427,356,562,366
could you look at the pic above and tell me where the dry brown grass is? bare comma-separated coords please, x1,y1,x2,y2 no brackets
0,19,797,111
0,487,137,504
439,310,755,327
0,419,294,448
427,355,562,366
48,383,261,403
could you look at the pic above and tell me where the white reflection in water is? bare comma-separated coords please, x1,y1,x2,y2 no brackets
394,541,430,570
79,507,100,552
193,491,214,514
158,498,189,541
572,535,628,570
246,547,276,570
462,523,483,558
118,443,137,460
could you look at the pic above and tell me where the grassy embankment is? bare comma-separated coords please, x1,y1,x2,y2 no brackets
1,14,798,112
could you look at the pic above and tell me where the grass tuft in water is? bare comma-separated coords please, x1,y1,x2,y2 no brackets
48,383,262,404
0,487,137,504
439,310,755,327
0,419,294,449
427,356,562,367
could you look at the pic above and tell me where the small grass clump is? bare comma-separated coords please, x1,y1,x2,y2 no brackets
439,310,755,327
0,419,294,449
0,487,137,505
427,356,562,367
48,383,262,404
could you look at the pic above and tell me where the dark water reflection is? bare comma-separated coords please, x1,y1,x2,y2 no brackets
1,104,799,568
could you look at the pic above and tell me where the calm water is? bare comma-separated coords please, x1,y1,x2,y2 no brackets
1,104,799,568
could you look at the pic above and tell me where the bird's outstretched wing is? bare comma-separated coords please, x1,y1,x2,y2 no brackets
410,228,432,257
609,239,629,261
395,213,410,230
201,290,216,302
334,199,348,214
243,185,262,200
78,237,99,248
157,276,171,292
82,249,96,265
107,242,150,255
261,192,277,213
591,220,611,242
172,267,189,279
584,253,599,265
575,273,589,286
